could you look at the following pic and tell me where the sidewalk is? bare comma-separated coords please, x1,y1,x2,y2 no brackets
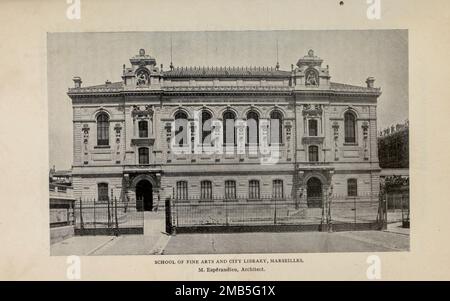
51,236,117,256
51,211,168,256
385,221,410,236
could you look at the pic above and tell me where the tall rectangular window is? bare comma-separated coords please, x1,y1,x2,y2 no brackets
138,120,148,138
138,147,149,164
248,180,260,200
308,119,318,136
309,145,319,162
347,179,358,197
98,183,109,202
273,179,284,199
200,180,212,201
225,180,236,200
176,181,188,200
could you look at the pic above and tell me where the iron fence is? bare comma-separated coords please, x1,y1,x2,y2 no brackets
168,193,383,233
74,198,144,235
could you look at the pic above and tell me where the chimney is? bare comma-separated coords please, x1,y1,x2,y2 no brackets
105,80,111,85
73,76,82,88
366,77,375,88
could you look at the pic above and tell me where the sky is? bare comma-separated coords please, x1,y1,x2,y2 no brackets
48,30,408,170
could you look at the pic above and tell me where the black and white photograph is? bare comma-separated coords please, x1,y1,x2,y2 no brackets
48,30,409,256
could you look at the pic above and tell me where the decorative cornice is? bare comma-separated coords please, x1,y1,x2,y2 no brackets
68,84,381,98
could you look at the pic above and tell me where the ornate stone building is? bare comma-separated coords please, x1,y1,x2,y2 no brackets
67,49,381,210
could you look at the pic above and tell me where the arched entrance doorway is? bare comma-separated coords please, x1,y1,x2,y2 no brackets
306,177,323,208
135,180,153,211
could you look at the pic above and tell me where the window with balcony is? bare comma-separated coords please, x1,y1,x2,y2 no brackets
308,119,318,136
138,120,148,138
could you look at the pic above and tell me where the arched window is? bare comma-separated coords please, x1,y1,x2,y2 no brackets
344,111,356,143
248,180,260,200
273,179,284,199
201,111,212,145
176,181,188,200
200,180,213,201
270,111,283,144
97,113,109,146
223,111,236,145
246,111,259,145
308,119,318,136
225,180,236,200
347,179,358,197
138,120,148,138
138,147,149,164
174,111,188,146
98,183,109,202
309,145,319,162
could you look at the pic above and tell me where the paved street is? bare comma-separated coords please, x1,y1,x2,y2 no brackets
162,229,408,254
51,226,409,256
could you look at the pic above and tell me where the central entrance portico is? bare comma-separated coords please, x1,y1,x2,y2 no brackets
125,172,161,212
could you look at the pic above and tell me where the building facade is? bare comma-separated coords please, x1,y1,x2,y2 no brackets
67,49,381,211
378,120,409,169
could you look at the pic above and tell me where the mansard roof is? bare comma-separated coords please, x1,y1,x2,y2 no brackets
163,66,291,78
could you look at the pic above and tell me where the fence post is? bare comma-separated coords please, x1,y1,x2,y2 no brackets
79,198,84,235
384,194,388,229
274,197,277,225
165,197,174,234
114,196,119,236
225,198,229,226
320,196,325,232
71,201,75,226
379,192,388,230
353,196,357,231
93,198,96,235
327,195,333,232
107,189,112,229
